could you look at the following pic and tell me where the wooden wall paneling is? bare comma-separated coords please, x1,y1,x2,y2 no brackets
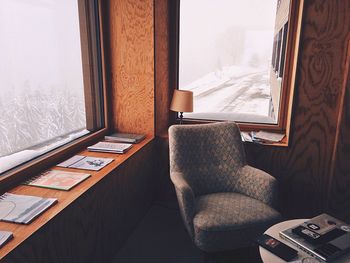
108,0,155,136
155,0,171,136
154,0,350,219
245,0,350,218
328,35,350,221
1,142,156,263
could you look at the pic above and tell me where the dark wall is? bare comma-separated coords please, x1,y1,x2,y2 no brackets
155,0,350,220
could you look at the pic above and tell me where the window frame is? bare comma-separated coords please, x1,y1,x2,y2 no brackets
173,0,304,133
0,0,110,192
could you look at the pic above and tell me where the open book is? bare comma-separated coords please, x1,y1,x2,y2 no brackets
0,193,57,224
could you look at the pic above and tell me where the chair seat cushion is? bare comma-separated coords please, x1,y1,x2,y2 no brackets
193,192,282,252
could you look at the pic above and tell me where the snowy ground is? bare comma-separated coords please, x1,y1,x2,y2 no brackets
0,129,89,174
182,65,276,123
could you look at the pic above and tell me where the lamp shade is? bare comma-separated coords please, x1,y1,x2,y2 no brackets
170,90,193,113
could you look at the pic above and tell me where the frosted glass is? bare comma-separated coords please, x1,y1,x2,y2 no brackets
0,0,87,173
179,0,278,123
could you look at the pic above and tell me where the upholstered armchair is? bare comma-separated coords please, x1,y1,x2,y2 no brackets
168,122,282,252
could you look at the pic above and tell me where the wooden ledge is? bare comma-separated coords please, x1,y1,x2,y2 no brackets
0,136,154,260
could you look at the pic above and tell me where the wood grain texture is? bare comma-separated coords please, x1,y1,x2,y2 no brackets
0,138,156,262
108,0,155,135
155,0,171,136
244,0,350,218
156,0,350,220
328,35,350,221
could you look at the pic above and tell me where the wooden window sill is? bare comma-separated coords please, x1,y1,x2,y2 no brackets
0,135,154,260
157,130,289,147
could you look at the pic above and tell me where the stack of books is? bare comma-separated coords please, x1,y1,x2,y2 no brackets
104,132,145,144
280,214,350,262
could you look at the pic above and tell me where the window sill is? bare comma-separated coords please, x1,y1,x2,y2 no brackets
0,135,154,260
160,125,289,147
242,134,289,147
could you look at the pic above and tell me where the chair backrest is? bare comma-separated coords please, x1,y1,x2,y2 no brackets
169,122,246,196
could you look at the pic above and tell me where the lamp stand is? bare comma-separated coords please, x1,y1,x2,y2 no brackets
179,112,183,124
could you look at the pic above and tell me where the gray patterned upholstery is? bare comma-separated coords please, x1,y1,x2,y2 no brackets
169,122,282,252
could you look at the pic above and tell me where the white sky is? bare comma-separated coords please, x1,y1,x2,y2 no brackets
0,0,84,94
179,0,278,86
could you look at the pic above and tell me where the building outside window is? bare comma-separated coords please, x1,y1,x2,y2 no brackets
179,0,291,125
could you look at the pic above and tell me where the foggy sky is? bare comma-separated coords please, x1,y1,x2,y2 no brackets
0,0,84,95
179,0,278,86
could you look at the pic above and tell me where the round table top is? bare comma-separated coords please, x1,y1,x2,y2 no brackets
259,219,350,263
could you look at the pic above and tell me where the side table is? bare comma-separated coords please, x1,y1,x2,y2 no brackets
259,219,350,263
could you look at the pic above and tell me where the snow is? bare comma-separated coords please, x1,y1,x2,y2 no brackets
182,65,275,123
0,0,88,174
0,129,89,174
179,0,279,123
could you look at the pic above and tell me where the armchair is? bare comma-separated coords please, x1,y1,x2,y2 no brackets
169,122,282,252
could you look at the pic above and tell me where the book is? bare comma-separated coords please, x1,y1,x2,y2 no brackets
251,131,285,143
87,142,133,154
104,132,145,144
0,193,57,224
280,214,350,262
23,170,91,191
57,155,114,171
0,231,13,249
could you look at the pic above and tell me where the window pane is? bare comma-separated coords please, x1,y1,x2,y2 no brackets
179,0,288,124
0,0,89,174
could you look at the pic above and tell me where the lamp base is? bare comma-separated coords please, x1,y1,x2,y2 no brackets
179,112,183,124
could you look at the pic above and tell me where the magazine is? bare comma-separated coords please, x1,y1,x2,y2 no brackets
0,231,13,248
24,170,91,191
57,155,114,171
0,193,57,224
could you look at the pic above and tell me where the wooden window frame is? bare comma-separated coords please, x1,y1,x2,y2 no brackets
173,0,304,134
0,0,109,193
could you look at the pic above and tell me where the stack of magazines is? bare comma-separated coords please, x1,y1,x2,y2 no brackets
87,141,133,154
104,132,145,144
280,214,350,262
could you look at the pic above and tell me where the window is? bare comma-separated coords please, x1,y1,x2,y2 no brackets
0,0,105,175
178,0,303,130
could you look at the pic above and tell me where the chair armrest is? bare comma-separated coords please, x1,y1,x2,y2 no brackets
170,171,195,238
235,165,279,208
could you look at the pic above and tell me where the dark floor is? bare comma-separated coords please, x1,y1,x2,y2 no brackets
111,205,263,263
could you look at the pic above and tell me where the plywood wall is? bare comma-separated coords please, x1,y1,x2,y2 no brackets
155,0,350,220
155,0,171,136
244,0,350,219
106,0,155,136
328,39,350,220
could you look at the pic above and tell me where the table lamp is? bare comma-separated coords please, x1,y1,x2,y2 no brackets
170,89,193,124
